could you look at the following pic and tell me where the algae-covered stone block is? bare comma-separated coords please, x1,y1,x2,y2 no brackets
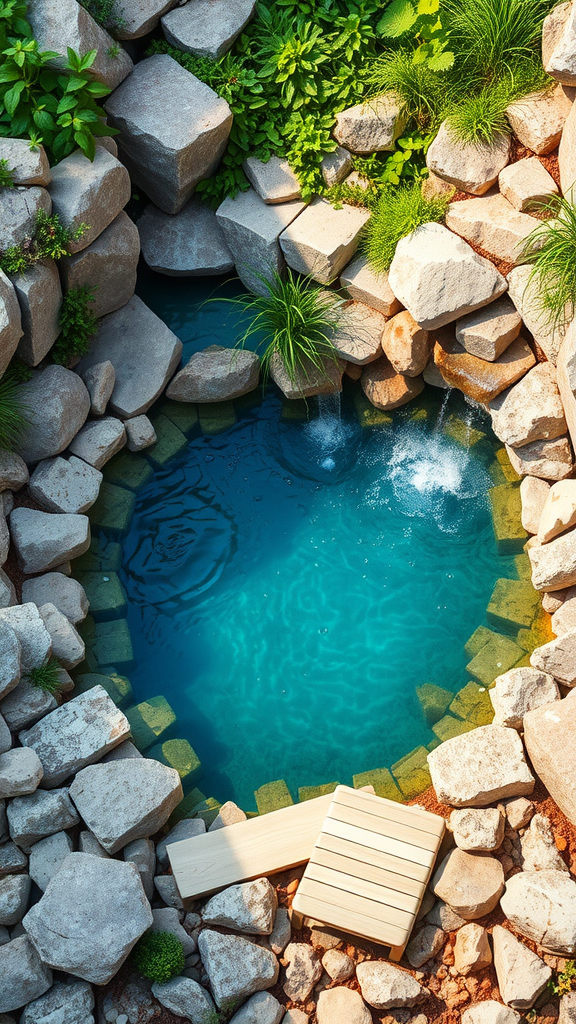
74,535,122,573
161,398,199,436
416,683,453,726
466,632,524,686
148,737,201,791
168,786,207,826
298,782,339,802
92,618,134,672
147,413,187,468
104,450,154,492
73,671,133,709
194,797,222,827
352,387,393,429
488,483,527,554
495,445,521,483
487,577,540,632
125,695,177,751
352,767,403,802
390,746,431,799
465,625,495,658
432,714,476,743
254,779,294,814
449,681,495,726
516,606,555,654
514,552,533,581
199,401,236,436
77,571,127,622
89,481,136,537
443,413,486,449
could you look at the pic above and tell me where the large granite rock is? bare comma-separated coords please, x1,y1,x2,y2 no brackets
530,627,576,684
216,188,305,295
500,869,576,954
433,848,505,919
427,122,510,194
105,55,232,215
7,788,79,849
138,199,233,276
506,435,574,481
162,0,255,58
49,148,131,254
388,223,507,330
58,211,140,318
113,0,179,38
334,94,406,153
0,186,51,250
279,197,371,285
507,85,575,155
0,748,43,798
20,978,94,1024
490,363,566,448
197,930,279,1009
361,357,424,410
29,456,102,515
427,724,535,806
524,690,576,825
445,194,540,265
168,346,260,402
0,139,50,187
433,332,536,404
19,686,129,788
340,254,402,317
490,666,560,729
23,853,153,983
13,365,90,465
243,155,301,205
381,310,431,376
202,878,277,934
26,0,132,89
69,758,182,853
9,508,90,574
543,1,576,85
68,416,126,469
455,297,522,362
0,619,21,699
317,987,371,1024
152,975,216,1022
12,261,61,367
492,924,552,1009
76,296,182,418
0,604,50,675
0,935,52,1013
356,960,424,1009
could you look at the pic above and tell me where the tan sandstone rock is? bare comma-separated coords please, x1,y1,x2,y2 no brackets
329,301,385,365
340,254,402,317
490,666,560,729
543,1,576,85
279,198,371,285
445,194,540,266
489,363,566,449
455,298,522,362
521,476,551,534
530,627,576,685
498,157,559,212
361,358,424,410
524,690,576,825
381,310,432,376
432,848,505,920
453,923,492,975
529,526,576,589
506,85,575,155
506,436,574,481
426,121,510,195
433,332,536,404
538,479,576,542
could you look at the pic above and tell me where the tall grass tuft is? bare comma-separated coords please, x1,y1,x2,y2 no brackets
29,660,63,696
444,82,513,144
519,194,576,332
0,365,28,452
363,182,450,273
364,50,446,132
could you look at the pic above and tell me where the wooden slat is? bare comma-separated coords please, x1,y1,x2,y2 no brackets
168,793,334,899
321,817,434,872
304,861,420,916
332,786,445,838
311,844,425,900
327,801,441,853
294,880,411,946
313,831,429,886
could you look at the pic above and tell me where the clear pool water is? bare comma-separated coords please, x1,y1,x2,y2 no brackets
120,275,516,809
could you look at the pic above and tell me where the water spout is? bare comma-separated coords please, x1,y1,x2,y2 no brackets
435,387,452,433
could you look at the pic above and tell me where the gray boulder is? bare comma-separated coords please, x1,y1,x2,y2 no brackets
334,94,406,154
125,415,156,451
26,0,132,90
0,187,51,251
7,788,79,849
279,197,371,285
356,960,423,1009
81,361,116,416
105,55,233,215
283,943,322,1002
138,199,234,276
68,416,126,469
243,156,301,204
23,853,153,984
0,874,30,925
198,930,279,1008
59,211,139,318
216,188,305,295
9,508,90,574
0,714,10,756
0,271,23,379
149,907,195,955
0,749,43,798
0,842,27,876
167,346,260,403
1,680,57,732
49,147,131,254
0,620,20,699
20,978,94,1024
202,878,277,934
560,992,576,1024
321,146,353,187
162,0,255,59
69,757,183,854
38,603,84,670
0,569,16,610
156,816,206,869
12,261,61,367
22,574,88,627
13,365,90,464
123,837,155,901
28,831,73,892
19,686,129,788
0,605,50,675
152,976,216,1022
229,992,285,1024
0,139,50,187
0,935,52,1013
76,296,183,418
0,451,28,492
113,0,180,38
29,455,102,514
500,870,576,954
340,253,402,317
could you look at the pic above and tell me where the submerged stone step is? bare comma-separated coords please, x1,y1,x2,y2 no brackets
449,682,494,726
465,625,496,659
488,483,527,554
416,683,453,726
73,671,133,709
169,786,208,826
432,714,476,743
516,607,555,655
125,696,177,751
147,414,188,469
352,768,402,802
74,535,122,573
89,482,136,537
390,746,431,799
487,578,540,633
254,780,294,815
161,399,199,437
77,571,127,622
199,401,237,436
104,450,154,492
298,782,339,802
148,738,201,792
82,616,135,673
466,632,525,687
352,388,393,429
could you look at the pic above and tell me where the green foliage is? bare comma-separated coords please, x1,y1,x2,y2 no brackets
230,270,342,387
0,2,117,162
0,361,28,451
519,195,576,333
28,659,63,695
444,82,511,143
442,0,555,85
549,959,576,996
377,0,454,71
0,157,14,186
363,180,450,272
52,285,98,365
78,0,126,32
365,49,445,131
133,931,185,984
0,210,85,275
7,356,32,383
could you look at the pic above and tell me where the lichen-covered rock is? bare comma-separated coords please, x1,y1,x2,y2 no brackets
0,139,50,186
433,848,505,919
13,365,90,465
361,357,424,410
216,188,305,295
152,975,216,1022
138,199,233,277
490,363,566,448
49,148,131,254
356,960,424,1009
59,211,139,318
202,878,277,934
426,122,510,195
507,85,574,155
105,55,233,215
27,0,132,89
500,869,576,954
490,666,560,728
9,509,90,575
334,94,406,154
427,724,535,806
162,0,255,58
168,346,260,402
12,261,61,367
198,930,279,1009
0,935,52,1013
280,197,371,285
20,978,94,1024
23,853,153,983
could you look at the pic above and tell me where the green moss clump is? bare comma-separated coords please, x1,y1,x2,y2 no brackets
132,931,184,984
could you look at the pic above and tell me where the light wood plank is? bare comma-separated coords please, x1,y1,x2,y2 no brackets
333,786,445,838
294,883,411,946
311,845,425,900
305,861,421,916
327,802,441,853
313,831,430,885
296,877,414,930
321,817,434,872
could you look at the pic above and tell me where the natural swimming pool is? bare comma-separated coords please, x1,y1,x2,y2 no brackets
114,269,518,811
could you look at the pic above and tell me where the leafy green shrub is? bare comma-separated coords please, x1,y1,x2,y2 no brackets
0,211,86,275
0,158,14,187
230,270,342,387
0,362,28,450
29,660,63,695
52,286,98,365
376,0,454,71
519,194,576,332
132,931,185,984
363,181,450,273
78,0,125,32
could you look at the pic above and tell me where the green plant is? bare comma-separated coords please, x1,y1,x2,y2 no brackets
519,194,576,333
365,49,446,132
549,960,576,997
442,0,554,86
28,659,63,695
0,157,14,186
0,210,86,275
377,0,454,71
230,271,342,386
444,82,512,143
0,361,28,450
7,356,32,383
132,931,185,984
52,285,98,365
79,0,126,32
363,180,450,272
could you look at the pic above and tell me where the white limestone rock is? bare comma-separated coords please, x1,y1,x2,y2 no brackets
321,146,353,187
283,942,322,1002
198,930,279,1009
22,573,88,625
7,788,79,849
0,139,50,187
23,852,153,984
506,85,575,155
202,877,277,935
334,94,406,154
462,1002,521,1024
69,757,182,854
12,261,61,368
531,628,576,685
105,55,232,215
60,212,140,319
9,509,90,575
490,363,566,449
388,223,507,331
19,686,129,788
560,992,576,1023
426,122,510,195
138,199,233,277
356,959,424,1009
432,848,505,920
243,156,301,204
0,748,43,799
48,148,131,254
449,807,505,852
37,603,84,670
520,476,551,534
162,0,255,58
316,987,371,1024
279,197,371,285
216,188,305,295
19,978,94,1024
125,415,156,451
28,831,73,892
490,666,560,728
445,193,540,265
0,605,51,678
13,365,90,465
500,869,576,954
492,924,552,1009
543,1,576,85
499,157,559,213
167,346,260,403
506,436,574,482
538,479,576,542
453,923,492,976
405,923,445,968
330,301,385,365
455,298,522,362
152,975,216,1022
0,935,52,1013
27,0,132,90
521,813,569,873
508,263,563,364
427,725,535,806
340,253,402,317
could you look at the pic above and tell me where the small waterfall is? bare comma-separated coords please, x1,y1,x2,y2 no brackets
435,387,452,433
317,392,342,421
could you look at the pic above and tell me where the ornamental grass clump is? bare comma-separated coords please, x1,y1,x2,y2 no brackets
363,181,450,273
0,363,28,451
29,660,63,695
132,931,185,984
519,194,576,333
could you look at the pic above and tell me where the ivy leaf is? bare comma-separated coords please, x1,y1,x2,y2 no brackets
376,0,417,38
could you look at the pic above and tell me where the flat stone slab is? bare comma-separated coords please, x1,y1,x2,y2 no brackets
216,188,305,295
426,121,510,195
455,298,522,362
329,301,385,365
279,197,371,285
9,508,90,575
506,435,574,481
168,346,260,402
434,332,536,404
29,456,102,514
69,758,182,853
105,55,233,214
14,365,90,465
113,0,180,38
445,194,540,266
27,0,132,89
388,223,507,330
340,254,402,317
77,296,183,418
23,852,153,983
362,357,424,410
500,869,576,954
162,0,255,58
427,724,535,806
19,685,129,788
243,155,301,204
138,199,234,276
334,94,406,154
59,211,140,319
0,934,52,1013
48,147,131,254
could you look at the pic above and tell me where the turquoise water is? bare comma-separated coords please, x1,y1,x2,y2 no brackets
120,276,515,808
